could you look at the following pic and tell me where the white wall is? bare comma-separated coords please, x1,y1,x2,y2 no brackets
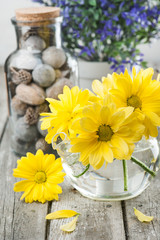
0,0,160,70
0,0,41,65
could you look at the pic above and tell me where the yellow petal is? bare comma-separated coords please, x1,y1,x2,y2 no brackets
46,210,79,219
134,208,153,222
92,79,104,97
60,216,79,232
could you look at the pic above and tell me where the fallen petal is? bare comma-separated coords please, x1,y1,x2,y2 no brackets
46,209,79,219
60,216,79,232
134,208,154,222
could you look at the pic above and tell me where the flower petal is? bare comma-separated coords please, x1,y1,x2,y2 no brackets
92,80,104,97
46,210,79,219
60,216,79,232
134,208,153,222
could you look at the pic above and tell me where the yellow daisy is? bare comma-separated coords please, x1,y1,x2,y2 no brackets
40,85,91,143
92,74,115,101
110,67,160,138
13,150,66,203
70,102,144,170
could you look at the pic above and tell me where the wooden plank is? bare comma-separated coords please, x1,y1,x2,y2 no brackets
123,171,160,239
0,124,48,240
47,181,125,240
0,66,8,138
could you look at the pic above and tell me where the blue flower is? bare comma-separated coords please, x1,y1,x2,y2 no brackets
30,0,160,71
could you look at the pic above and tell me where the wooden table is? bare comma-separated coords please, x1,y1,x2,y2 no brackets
1,66,160,240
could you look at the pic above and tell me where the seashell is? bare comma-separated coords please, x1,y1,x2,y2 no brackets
24,107,39,125
15,117,39,142
37,117,48,137
46,78,73,99
10,67,32,85
11,135,35,155
10,49,41,70
11,95,28,115
42,46,66,68
16,83,46,105
22,35,46,53
32,63,56,87
35,137,51,152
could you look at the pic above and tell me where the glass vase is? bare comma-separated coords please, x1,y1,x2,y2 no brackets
52,132,159,201
4,7,78,156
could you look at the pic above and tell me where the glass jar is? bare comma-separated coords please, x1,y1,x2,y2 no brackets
52,132,159,201
4,7,78,156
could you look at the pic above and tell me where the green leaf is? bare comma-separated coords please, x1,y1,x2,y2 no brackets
89,0,96,6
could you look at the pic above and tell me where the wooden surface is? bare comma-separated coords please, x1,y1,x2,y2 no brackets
1,66,160,240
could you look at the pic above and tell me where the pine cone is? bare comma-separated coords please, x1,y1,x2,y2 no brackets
10,67,32,85
24,107,39,125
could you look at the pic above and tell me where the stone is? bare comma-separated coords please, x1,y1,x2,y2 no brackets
42,46,66,68
15,117,39,142
46,78,73,99
16,83,46,105
22,35,46,53
37,117,48,137
32,63,56,87
11,95,28,115
11,135,35,156
10,49,41,70
35,138,52,152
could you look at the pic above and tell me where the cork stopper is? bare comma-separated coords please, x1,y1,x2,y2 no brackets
15,7,60,22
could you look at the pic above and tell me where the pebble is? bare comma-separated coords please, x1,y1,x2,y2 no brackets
22,35,46,53
16,83,46,105
15,117,39,142
10,49,41,70
32,63,56,87
46,78,73,99
35,137,52,152
37,117,48,137
11,95,28,115
42,46,66,68
11,135,35,156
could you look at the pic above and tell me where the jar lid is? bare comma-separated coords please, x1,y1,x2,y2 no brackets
15,7,60,22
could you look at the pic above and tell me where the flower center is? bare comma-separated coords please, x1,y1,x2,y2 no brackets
35,171,46,184
97,124,113,142
127,95,142,109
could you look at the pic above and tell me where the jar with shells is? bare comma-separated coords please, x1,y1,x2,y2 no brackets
4,7,78,156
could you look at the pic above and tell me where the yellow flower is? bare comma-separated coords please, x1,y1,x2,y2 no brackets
40,86,91,143
92,74,115,102
110,67,160,138
70,102,144,170
13,150,66,203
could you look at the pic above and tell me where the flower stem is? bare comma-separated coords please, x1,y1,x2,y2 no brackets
74,164,90,178
131,156,156,177
122,160,128,191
